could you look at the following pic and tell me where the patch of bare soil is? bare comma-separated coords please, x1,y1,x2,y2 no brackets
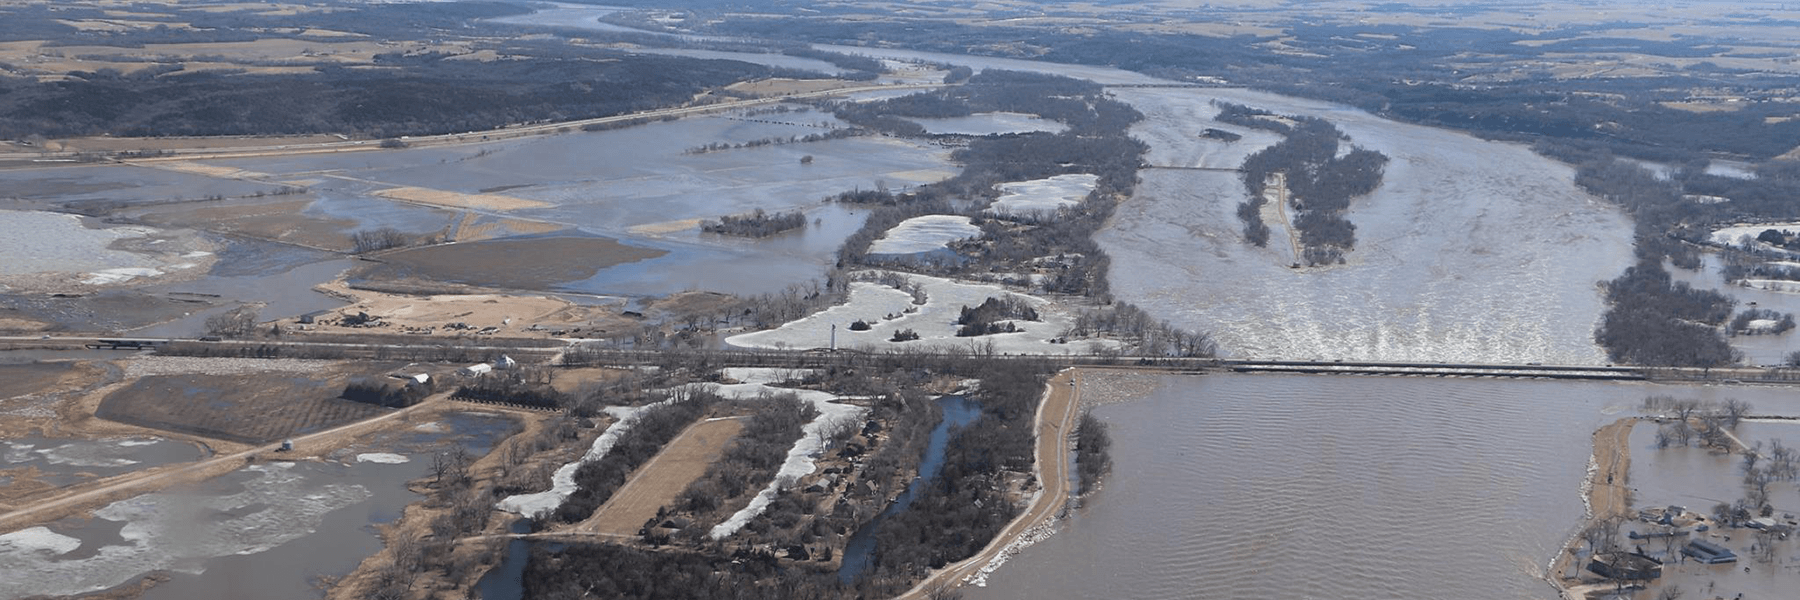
357,237,666,292
296,280,637,339
581,417,744,537
95,370,387,444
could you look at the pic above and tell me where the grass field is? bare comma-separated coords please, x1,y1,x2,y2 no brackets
581,416,743,537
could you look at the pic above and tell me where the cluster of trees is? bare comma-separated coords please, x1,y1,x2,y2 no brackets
700,209,808,238
684,127,864,155
1594,262,1739,367
452,377,570,409
350,227,412,254
1074,412,1112,495
780,47,883,80
955,295,1039,337
1064,301,1218,357
523,543,838,600
1727,308,1796,336
203,305,261,338
670,394,817,528
1235,111,1387,265
342,379,433,408
555,392,717,523
866,360,1048,581
1648,396,1753,450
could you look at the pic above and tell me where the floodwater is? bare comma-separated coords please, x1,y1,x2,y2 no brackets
0,412,517,600
1099,87,1635,364
0,436,202,488
1665,254,1800,365
1625,419,1800,598
197,113,950,296
964,373,1800,600
839,395,981,582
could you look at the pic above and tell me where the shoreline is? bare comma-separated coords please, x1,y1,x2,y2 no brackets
1547,416,1636,599
893,367,1081,598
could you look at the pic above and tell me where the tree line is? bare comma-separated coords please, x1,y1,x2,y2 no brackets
1231,107,1388,265
701,208,809,238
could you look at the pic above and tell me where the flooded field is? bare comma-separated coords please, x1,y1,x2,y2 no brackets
966,373,1800,600
0,436,201,489
0,411,516,600
1663,254,1800,365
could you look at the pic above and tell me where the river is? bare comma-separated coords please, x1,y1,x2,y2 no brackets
468,7,1718,600
963,372,1800,600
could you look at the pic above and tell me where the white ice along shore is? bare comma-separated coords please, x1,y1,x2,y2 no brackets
1710,222,1800,250
702,369,867,540
984,174,1098,218
866,215,982,256
495,399,677,518
0,463,369,599
726,271,1117,355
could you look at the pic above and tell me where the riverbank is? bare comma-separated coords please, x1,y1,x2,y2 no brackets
1549,416,1636,599
893,368,1079,598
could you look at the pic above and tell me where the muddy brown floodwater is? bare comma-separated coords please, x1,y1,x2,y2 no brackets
962,373,1800,600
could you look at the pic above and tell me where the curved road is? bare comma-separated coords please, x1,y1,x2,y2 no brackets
897,368,1081,598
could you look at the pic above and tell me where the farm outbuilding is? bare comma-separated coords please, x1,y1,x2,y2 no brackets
460,363,493,377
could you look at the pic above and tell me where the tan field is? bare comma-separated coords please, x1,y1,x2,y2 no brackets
373,186,550,212
580,417,745,537
301,280,639,339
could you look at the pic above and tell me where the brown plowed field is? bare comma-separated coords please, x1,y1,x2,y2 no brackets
96,372,387,444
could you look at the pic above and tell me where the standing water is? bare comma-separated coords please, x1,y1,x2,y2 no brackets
965,373,1800,600
838,395,982,582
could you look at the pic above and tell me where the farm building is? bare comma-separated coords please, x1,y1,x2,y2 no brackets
1587,551,1661,581
1682,539,1738,564
460,363,493,377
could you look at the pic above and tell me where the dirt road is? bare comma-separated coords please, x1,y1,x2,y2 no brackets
0,394,447,533
1548,417,1635,594
895,368,1081,598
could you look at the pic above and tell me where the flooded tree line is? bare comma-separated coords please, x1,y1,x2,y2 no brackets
1221,102,1389,266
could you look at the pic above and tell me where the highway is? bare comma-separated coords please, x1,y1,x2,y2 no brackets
7,334,1798,384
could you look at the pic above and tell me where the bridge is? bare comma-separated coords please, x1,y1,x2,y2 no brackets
10,334,1799,385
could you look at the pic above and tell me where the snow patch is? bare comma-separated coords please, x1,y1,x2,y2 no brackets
985,174,1098,217
81,267,162,285
1710,223,1800,248
355,453,410,464
495,400,674,518
0,527,81,556
867,215,981,255
704,382,867,540
721,367,816,386
727,272,1116,355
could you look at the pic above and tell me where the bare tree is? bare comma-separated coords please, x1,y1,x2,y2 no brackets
1723,398,1752,429
1656,584,1684,600
204,305,260,338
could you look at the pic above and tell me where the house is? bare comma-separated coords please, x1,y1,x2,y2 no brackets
494,355,517,370
298,310,332,325
1682,539,1738,564
460,363,493,377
